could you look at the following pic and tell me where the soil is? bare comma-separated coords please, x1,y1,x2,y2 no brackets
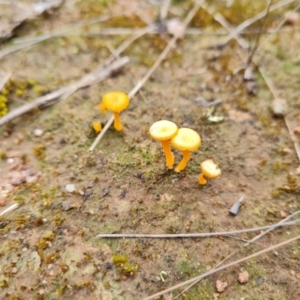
0,1,300,299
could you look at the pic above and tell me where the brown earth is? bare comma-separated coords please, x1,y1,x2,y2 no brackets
0,1,300,299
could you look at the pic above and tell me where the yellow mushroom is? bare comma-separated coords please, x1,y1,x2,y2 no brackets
149,120,178,169
92,121,102,133
98,91,130,131
171,128,201,172
198,159,221,185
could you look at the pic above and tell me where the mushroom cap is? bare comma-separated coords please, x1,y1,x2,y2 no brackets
200,159,221,179
171,128,201,151
149,120,178,141
102,91,130,112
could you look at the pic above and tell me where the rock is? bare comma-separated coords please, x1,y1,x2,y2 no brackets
65,184,76,193
216,280,228,292
166,18,185,38
256,276,265,286
0,199,7,206
33,128,43,137
284,11,299,26
280,211,288,218
62,201,73,211
272,98,287,117
238,271,250,283
293,126,300,135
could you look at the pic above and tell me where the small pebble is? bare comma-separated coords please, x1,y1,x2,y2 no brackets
0,199,7,206
280,211,288,218
256,277,265,286
216,280,228,292
65,184,76,193
11,267,18,274
62,201,73,211
272,98,287,117
238,271,250,283
284,11,299,25
33,128,43,137
166,18,185,39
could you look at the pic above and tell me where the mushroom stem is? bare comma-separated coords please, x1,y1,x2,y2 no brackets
198,173,207,185
175,150,190,172
161,140,174,169
113,112,123,131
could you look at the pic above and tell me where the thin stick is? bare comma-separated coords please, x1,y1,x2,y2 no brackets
160,0,171,20
0,57,129,127
175,211,300,298
89,1,204,151
0,70,11,90
246,0,273,65
259,68,300,162
0,203,19,217
0,5,155,60
96,219,300,238
200,3,249,49
254,2,300,62
223,0,295,45
143,233,300,300
284,117,300,162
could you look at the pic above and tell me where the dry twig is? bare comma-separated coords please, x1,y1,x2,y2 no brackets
0,70,11,90
0,57,129,127
222,0,296,45
174,211,300,298
89,1,204,151
0,5,155,60
143,233,300,300
0,203,19,217
259,68,300,162
96,219,300,238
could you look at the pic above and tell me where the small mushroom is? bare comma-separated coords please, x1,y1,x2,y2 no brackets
198,159,221,185
99,91,130,131
171,128,201,172
92,121,102,133
149,120,178,169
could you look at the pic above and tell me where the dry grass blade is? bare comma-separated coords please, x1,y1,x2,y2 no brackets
96,218,300,238
160,0,171,20
223,0,296,45
259,68,300,162
0,0,63,42
0,203,19,217
174,210,300,298
0,5,155,60
200,3,249,49
89,1,204,151
0,56,129,127
143,234,300,300
0,70,11,90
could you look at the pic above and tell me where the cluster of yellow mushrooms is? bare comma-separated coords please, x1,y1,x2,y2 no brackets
95,91,221,185
149,120,221,185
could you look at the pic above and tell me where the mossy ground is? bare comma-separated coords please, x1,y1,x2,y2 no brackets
0,0,300,299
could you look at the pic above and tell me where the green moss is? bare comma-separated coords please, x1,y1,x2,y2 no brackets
0,95,8,117
113,254,138,276
33,144,46,160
